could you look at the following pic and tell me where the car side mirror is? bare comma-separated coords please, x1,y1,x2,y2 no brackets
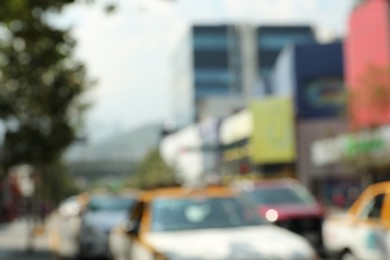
121,220,139,235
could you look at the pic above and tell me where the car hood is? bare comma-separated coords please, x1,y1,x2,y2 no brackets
259,204,324,221
326,211,350,222
83,211,127,232
144,225,315,259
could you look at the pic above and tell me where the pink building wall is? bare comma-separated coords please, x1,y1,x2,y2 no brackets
345,0,390,129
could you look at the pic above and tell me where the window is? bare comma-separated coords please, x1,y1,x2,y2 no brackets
193,34,228,50
150,197,264,232
195,69,234,82
88,196,136,211
359,194,385,220
129,201,145,233
259,34,314,50
247,185,316,206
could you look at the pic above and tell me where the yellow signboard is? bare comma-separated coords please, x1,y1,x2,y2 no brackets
250,97,296,163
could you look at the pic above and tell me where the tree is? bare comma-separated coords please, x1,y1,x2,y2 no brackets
349,65,390,130
0,1,93,251
345,65,390,184
0,1,93,170
41,159,79,203
131,149,179,189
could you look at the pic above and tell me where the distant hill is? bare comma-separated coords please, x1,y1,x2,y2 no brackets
65,122,163,163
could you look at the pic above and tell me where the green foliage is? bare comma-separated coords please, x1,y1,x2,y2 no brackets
130,149,179,189
349,65,390,130
39,160,79,204
343,65,390,172
0,0,93,169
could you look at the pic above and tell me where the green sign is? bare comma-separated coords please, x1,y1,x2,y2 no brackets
345,136,384,157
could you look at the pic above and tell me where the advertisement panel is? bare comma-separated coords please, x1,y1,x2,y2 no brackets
312,125,390,167
250,97,296,163
219,110,252,145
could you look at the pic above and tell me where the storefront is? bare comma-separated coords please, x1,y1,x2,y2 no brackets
218,109,252,179
312,125,390,205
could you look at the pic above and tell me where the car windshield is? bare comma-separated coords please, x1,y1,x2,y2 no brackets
88,196,135,212
151,196,265,232
248,185,316,206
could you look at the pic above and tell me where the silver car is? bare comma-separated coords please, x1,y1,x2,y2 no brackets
78,194,136,259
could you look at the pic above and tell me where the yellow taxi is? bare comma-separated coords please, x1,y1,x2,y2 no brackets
323,181,390,260
109,186,316,260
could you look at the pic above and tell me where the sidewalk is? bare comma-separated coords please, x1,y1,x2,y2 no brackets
0,217,56,260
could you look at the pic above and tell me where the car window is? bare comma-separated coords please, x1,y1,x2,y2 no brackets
88,196,136,211
129,201,145,223
247,185,316,206
150,196,264,232
127,201,145,234
359,193,385,220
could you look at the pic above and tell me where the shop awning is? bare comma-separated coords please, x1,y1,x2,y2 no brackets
311,125,390,166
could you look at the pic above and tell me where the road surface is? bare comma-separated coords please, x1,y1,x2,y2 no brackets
0,213,81,260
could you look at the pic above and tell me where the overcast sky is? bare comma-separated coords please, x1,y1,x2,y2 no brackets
59,0,355,144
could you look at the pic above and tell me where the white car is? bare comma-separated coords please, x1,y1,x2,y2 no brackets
322,181,390,260
109,187,317,260
78,194,136,259
58,195,81,218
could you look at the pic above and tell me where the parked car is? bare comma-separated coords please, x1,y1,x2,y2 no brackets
78,193,137,259
109,186,317,260
232,178,325,251
58,195,81,218
323,181,390,260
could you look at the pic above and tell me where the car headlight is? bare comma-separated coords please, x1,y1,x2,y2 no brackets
265,209,278,222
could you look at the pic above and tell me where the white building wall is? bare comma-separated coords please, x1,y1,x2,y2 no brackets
169,27,195,129
271,45,296,97
160,124,203,186
198,96,246,121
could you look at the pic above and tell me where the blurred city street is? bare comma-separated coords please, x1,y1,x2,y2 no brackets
2,0,390,259
0,202,347,260
0,214,82,260
0,219,52,260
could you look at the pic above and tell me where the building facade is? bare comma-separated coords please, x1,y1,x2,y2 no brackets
170,28,195,129
192,25,242,100
272,41,347,198
273,42,345,119
345,0,390,129
257,26,316,94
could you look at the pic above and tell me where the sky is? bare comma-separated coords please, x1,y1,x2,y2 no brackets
59,0,355,144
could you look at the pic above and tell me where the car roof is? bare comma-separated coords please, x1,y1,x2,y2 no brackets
364,181,390,193
252,178,300,187
231,178,301,190
139,186,235,202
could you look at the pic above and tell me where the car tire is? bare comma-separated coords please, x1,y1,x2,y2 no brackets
78,242,88,260
340,250,356,260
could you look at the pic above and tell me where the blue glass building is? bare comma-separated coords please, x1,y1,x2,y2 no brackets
192,25,241,99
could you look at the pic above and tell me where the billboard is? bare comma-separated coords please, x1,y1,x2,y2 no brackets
250,97,296,163
346,0,390,128
219,110,252,145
